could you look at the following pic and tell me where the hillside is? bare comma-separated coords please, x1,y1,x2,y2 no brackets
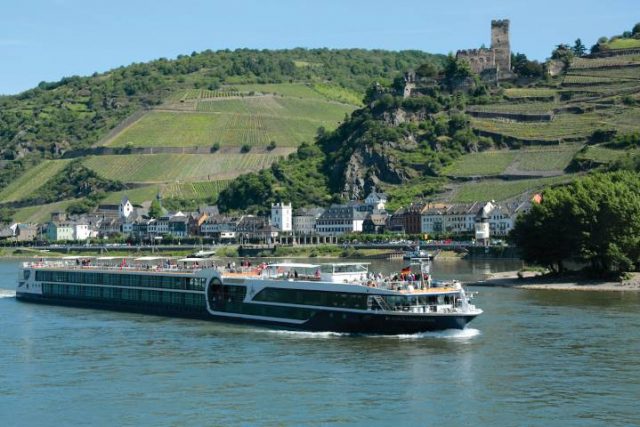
217,47,640,213
0,49,442,221
2,27,640,222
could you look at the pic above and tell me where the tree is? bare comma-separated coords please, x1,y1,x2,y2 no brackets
511,53,544,78
442,54,473,91
149,199,162,218
633,23,640,35
415,62,438,79
572,38,587,56
550,44,575,71
511,172,640,277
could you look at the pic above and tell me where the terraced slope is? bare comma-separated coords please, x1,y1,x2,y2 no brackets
451,176,574,203
439,54,640,204
442,145,582,178
82,152,292,183
470,53,640,145
100,181,231,205
0,160,71,202
12,199,82,223
106,87,357,149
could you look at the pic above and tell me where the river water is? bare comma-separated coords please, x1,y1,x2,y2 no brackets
1,258,639,426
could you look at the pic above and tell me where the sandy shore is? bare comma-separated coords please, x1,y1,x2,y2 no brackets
470,271,640,292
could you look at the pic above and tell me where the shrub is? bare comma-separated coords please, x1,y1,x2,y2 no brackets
240,144,252,153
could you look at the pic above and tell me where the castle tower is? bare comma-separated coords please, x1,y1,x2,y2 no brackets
491,19,511,76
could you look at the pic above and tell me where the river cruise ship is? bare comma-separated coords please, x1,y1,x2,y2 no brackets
16,256,482,334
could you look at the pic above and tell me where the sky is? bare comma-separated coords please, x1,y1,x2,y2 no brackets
0,0,637,94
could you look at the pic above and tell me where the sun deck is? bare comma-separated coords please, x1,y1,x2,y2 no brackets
23,258,218,275
220,262,460,294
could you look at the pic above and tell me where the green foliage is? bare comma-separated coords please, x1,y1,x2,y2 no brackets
240,144,252,153
572,39,587,56
148,199,162,218
66,199,96,215
606,132,640,149
512,171,640,276
312,83,364,106
551,44,575,71
217,170,276,213
0,207,16,223
511,53,545,78
217,141,329,213
443,54,473,91
401,96,441,113
415,62,438,79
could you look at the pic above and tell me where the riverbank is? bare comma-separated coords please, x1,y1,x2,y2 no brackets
472,270,640,292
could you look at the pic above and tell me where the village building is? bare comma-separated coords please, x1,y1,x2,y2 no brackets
420,199,532,237
292,207,324,235
119,197,134,219
168,213,189,237
46,219,92,241
362,210,388,234
46,221,74,241
0,223,38,242
316,202,367,236
420,203,449,234
271,202,292,232
389,203,427,235
98,217,122,237
236,215,277,243
200,215,238,241
364,191,387,211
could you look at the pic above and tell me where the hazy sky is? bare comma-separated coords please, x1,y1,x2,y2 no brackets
0,0,637,94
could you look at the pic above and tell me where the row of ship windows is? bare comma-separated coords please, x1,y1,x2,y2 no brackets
42,283,206,307
253,288,368,309
35,271,207,291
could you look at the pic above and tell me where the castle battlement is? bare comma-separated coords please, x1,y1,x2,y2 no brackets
456,19,513,81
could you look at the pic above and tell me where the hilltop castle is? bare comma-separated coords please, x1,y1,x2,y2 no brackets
456,19,513,81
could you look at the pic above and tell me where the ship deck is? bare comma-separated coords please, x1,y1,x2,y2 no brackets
223,270,460,294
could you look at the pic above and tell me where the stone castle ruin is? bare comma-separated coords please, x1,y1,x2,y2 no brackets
456,19,513,81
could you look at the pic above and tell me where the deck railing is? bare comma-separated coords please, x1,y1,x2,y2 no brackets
22,261,216,274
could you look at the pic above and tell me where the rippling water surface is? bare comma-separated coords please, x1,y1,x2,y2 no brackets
1,258,639,426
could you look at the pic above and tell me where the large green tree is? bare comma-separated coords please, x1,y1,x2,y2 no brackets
512,172,640,276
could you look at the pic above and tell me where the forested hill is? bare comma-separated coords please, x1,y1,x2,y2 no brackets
0,48,442,159
0,48,443,209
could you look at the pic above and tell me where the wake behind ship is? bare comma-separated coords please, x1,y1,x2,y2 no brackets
16,257,482,334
